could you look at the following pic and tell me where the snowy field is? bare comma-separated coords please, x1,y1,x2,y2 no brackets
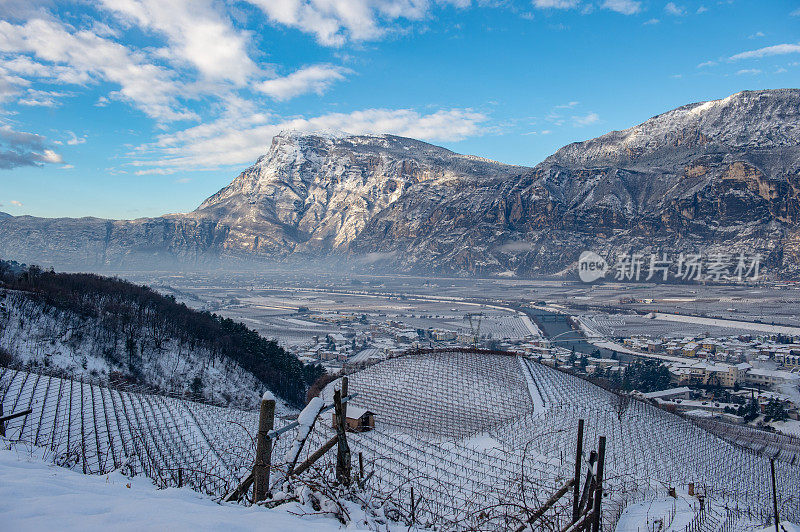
579,313,765,339
0,445,363,532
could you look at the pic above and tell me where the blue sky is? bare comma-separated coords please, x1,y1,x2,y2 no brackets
0,0,798,219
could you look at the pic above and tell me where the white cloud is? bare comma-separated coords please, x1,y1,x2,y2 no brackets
65,131,86,145
736,68,761,75
696,60,717,68
792,8,800,16
572,112,599,126
128,106,489,173
601,0,641,15
696,6,707,14
97,0,258,85
17,89,68,107
643,18,660,25
10,200,23,206
664,2,685,16
730,43,800,61
0,124,63,169
245,0,433,46
258,65,350,101
748,31,765,39
532,0,580,9
61,164,74,169
0,18,194,122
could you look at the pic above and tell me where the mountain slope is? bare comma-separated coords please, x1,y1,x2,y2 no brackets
189,131,526,255
0,89,798,277
0,260,323,407
350,89,800,275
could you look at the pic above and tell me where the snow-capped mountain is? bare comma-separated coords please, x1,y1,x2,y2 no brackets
0,89,798,277
190,130,524,254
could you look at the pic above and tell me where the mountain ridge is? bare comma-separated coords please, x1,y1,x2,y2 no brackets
1,89,799,278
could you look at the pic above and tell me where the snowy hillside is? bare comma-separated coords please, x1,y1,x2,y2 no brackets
0,290,268,408
0,262,324,408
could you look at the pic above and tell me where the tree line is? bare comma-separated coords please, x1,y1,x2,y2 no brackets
0,259,324,406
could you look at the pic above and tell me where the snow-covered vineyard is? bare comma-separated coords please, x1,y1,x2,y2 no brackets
1,350,799,530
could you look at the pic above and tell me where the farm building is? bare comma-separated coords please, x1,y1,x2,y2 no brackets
331,405,375,432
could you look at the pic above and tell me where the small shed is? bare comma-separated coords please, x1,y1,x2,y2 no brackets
332,406,375,432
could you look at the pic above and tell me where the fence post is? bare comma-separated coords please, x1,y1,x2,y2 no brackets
573,419,585,523
0,403,4,438
334,388,351,486
253,391,276,502
591,436,606,532
411,486,416,524
771,458,779,532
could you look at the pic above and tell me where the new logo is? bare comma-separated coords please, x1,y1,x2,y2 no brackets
578,251,608,283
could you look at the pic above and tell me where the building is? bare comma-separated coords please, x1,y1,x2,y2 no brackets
744,368,800,388
642,387,691,401
332,406,375,432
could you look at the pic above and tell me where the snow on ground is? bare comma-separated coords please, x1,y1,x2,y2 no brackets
0,444,362,532
756,523,800,532
653,313,800,336
771,420,800,438
518,355,545,411
614,495,698,531
519,313,542,337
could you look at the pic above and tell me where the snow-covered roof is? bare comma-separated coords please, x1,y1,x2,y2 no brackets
345,406,373,420
643,387,691,399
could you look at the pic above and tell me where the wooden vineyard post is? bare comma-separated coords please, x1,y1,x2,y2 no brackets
334,388,351,486
590,436,606,532
0,403,4,438
410,486,416,525
341,376,348,422
359,452,364,481
572,419,584,523
253,392,276,503
771,458,779,532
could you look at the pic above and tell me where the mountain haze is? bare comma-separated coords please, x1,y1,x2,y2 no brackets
1,89,799,277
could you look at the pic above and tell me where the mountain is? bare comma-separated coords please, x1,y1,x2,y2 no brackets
0,89,798,277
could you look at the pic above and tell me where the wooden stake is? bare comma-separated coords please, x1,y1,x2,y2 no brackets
771,458,779,532
359,452,364,481
591,436,606,532
514,479,575,532
253,394,276,502
292,434,339,476
572,419,584,523
411,486,415,524
577,450,597,517
334,389,351,486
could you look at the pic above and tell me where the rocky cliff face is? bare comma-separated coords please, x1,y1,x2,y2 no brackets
350,89,800,276
1,89,798,277
189,131,525,255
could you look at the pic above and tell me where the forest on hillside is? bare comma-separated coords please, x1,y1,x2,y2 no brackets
0,259,324,407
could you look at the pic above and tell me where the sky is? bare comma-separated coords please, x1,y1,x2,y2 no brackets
0,0,798,219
